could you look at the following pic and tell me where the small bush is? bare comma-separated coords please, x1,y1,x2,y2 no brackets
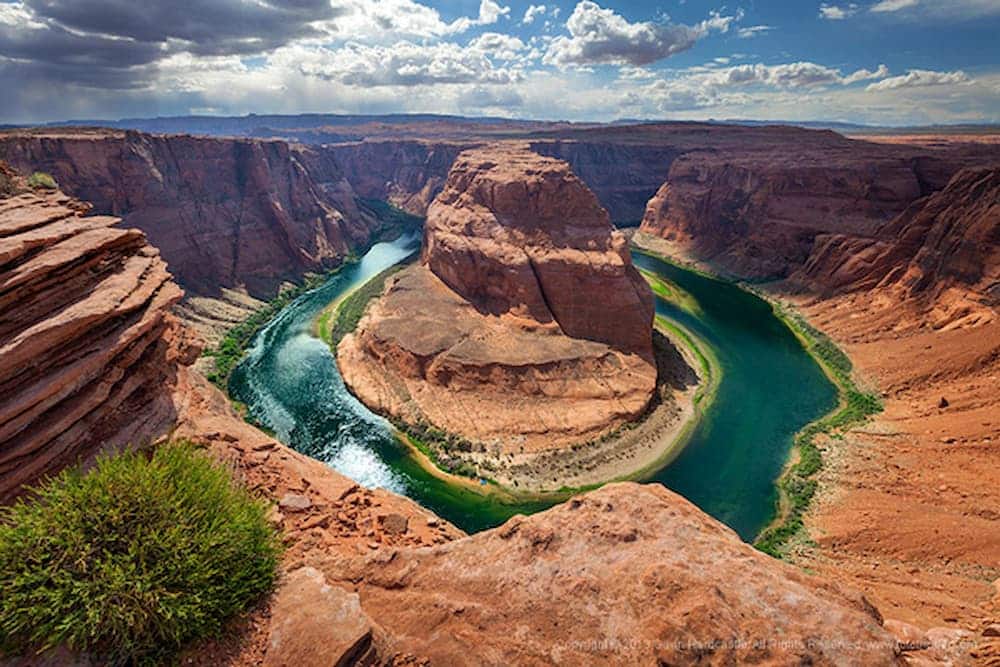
0,443,282,665
26,171,57,190
0,163,20,197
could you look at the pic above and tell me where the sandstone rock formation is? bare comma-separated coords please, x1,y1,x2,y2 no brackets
0,129,380,298
338,147,660,474
422,147,655,356
323,482,899,665
0,187,193,501
636,128,996,282
801,167,999,327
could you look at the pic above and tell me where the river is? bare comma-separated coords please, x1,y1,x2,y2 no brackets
229,233,837,540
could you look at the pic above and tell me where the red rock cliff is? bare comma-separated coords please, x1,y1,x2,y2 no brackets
321,139,471,216
800,167,999,327
0,187,194,501
423,146,654,356
0,129,380,298
637,129,997,284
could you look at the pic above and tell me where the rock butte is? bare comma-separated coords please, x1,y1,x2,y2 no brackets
337,147,675,486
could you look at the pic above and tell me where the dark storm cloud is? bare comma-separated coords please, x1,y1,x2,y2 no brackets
0,19,163,70
0,0,345,118
24,0,342,55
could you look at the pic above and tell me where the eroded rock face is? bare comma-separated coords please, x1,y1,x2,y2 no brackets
422,146,655,356
0,130,378,298
800,167,999,327
637,133,996,282
328,483,898,666
338,147,657,457
321,139,471,216
0,188,194,501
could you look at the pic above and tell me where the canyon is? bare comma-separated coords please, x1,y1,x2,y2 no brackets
0,169,907,666
1,117,998,665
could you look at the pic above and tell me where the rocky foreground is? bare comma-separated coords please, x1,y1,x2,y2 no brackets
337,147,687,489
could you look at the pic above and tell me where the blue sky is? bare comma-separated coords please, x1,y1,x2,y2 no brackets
0,0,997,125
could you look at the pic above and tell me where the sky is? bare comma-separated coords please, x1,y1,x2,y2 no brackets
0,0,998,126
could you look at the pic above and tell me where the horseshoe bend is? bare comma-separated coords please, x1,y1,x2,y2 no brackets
336,146,707,492
0,112,998,664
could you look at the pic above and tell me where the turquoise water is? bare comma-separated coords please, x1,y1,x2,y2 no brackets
229,236,837,540
632,252,838,537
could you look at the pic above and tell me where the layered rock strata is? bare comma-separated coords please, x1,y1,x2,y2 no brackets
338,147,661,480
0,129,379,298
801,167,999,327
0,189,192,501
630,126,998,284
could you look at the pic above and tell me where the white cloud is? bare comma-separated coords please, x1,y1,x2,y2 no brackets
842,64,890,84
697,9,744,34
447,0,511,34
866,68,969,91
522,4,547,25
870,0,919,13
276,41,522,87
477,0,510,24
737,25,773,38
468,32,526,61
543,1,740,67
705,61,889,89
819,4,859,19
331,0,510,39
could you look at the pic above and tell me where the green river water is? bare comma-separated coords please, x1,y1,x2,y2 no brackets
229,234,837,540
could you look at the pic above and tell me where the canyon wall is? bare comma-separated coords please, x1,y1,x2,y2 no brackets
319,140,472,216
529,139,682,223
322,137,683,224
0,130,379,298
636,128,999,299
801,166,999,327
0,188,194,501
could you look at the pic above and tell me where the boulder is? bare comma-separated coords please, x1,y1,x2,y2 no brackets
330,482,899,666
263,567,373,667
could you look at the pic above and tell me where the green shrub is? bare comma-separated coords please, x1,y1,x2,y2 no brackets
0,165,18,197
26,171,57,190
0,443,282,665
